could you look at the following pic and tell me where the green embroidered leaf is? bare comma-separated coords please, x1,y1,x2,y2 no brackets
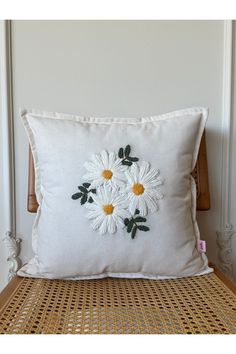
118,147,124,158
125,145,131,157
78,186,88,193
137,225,150,232
122,160,132,166
127,222,133,233
134,216,147,223
71,192,82,200
127,156,139,162
88,196,94,203
124,218,129,226
135,209,140,215
83,182,91,188
131,226,138,239
90,189,96,194
80,194,88,205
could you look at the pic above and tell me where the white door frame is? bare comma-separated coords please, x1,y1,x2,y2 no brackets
216,20,235,279
0,20,21,281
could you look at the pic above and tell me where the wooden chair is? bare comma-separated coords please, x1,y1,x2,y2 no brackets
0,133,236,334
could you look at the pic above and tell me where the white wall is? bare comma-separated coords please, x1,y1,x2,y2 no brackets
1,20,231,290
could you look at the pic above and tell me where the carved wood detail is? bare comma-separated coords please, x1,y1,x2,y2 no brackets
3,231,22,281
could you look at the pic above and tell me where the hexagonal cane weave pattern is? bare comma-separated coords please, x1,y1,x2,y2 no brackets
0,273,236,334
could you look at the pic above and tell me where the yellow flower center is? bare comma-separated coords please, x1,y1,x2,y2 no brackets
102,169,113,180
103,204,114,215
132,183,145,196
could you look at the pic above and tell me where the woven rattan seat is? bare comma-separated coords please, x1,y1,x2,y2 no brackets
0,268,236,334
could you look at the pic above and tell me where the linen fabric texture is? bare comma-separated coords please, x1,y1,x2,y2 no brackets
18,107,212,280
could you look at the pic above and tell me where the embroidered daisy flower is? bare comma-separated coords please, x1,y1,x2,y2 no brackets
83,150,127,189
125,162,163,216
85,186,130,234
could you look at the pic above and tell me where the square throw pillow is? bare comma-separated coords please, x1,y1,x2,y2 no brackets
18,107,212,280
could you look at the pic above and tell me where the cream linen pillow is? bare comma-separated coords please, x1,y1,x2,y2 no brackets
18,107,212,280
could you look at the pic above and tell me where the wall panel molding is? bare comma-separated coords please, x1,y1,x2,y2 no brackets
216,20,235,279
0,20,21,280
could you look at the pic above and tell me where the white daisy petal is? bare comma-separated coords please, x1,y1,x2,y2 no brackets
112,213,125,227
90,179,104,189
104,186,112,203
84,161,98,173
130,163,139,181
111,176,125,188
142,168,160,184
139,162,151,181
144,193,159,213
155,177,164,186
91,194,103,206
156,191,164,200
112,195,127,207
129,196,138,215
85,203,101,214
145,179,163,189
91,214,104,230
100,150,109,168
125,171,135,185
82,172,99,181
108,152,116,169
137,197,148,216
99,218,108,234
91,153,103,167
85,202,98,210
107,216,117,234
86,211,99,219
114,208,130,219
